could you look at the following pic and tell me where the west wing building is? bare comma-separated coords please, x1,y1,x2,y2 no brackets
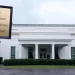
0,24,75,60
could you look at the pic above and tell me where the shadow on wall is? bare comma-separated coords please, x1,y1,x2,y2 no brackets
55,47,60,59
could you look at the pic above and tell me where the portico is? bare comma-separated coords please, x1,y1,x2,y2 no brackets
19,43,71,60
35,44,55,59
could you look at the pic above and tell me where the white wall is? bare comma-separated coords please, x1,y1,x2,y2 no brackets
0,39,19,60
20,45,35,59
71,40,75,47
1,24,75,60
20,33,71,40
21,45,28,59
58,45,69,59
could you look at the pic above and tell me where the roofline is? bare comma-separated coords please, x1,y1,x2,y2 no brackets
12,24,75,27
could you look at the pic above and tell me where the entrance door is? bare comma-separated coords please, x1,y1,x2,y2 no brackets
40,48,47,59
55,47,60,59
28,47,33,59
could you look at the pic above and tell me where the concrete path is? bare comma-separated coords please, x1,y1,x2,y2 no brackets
0,68,75,75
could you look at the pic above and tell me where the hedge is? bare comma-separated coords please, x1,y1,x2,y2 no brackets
3,59,75,66
0,57,3,64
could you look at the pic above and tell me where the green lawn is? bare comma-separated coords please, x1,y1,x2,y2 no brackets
3,65,75,69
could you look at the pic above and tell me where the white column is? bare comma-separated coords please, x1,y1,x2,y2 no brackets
19,44,22,59
68,44,71,59
52,44,55,59
26,47,28,59
35,44,38,59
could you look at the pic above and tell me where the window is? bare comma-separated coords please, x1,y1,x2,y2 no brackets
40,48,47,59
28,47,33,59
71,47,75,60
40,48,46,52
11,46,15,59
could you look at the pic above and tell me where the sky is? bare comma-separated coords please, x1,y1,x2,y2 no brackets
0,0,75,24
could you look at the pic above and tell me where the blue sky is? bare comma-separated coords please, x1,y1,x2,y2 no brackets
0,0,75,24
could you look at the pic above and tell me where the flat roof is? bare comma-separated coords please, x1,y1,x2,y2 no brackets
13,24,75,27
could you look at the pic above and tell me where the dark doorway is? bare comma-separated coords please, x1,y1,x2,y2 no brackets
28,47,33,59
40,48,47,59
55,47,60,59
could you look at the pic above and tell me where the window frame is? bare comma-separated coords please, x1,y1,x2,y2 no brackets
71,47,75,60
10,46,16,59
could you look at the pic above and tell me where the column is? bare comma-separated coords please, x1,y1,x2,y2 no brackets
52,44,55,59
19,44,22,59
68,44,71,59
35,44,38,59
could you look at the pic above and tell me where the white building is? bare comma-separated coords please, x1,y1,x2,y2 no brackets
0,24,75,60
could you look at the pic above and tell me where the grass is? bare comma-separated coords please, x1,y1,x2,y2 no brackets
3,65,75,69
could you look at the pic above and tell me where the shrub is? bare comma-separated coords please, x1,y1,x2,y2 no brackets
0,57,3,64
3,59,75,66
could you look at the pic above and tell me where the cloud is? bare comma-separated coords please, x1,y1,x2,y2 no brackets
0,0,75,24
31,0,75,24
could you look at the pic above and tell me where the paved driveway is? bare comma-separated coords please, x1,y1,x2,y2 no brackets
0,68,75,75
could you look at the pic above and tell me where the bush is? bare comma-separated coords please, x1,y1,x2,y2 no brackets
3,59,75,66
0,57,3,64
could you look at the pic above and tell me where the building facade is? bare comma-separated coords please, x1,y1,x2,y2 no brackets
0,24,75,60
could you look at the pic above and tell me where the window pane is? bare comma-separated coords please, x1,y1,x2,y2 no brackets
71,47,75,60
11,46,15,59
40,48,46,52
28,47,33,52
28,47,33,59
40,53,42,58
44,53,46,58
71,56,75,60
